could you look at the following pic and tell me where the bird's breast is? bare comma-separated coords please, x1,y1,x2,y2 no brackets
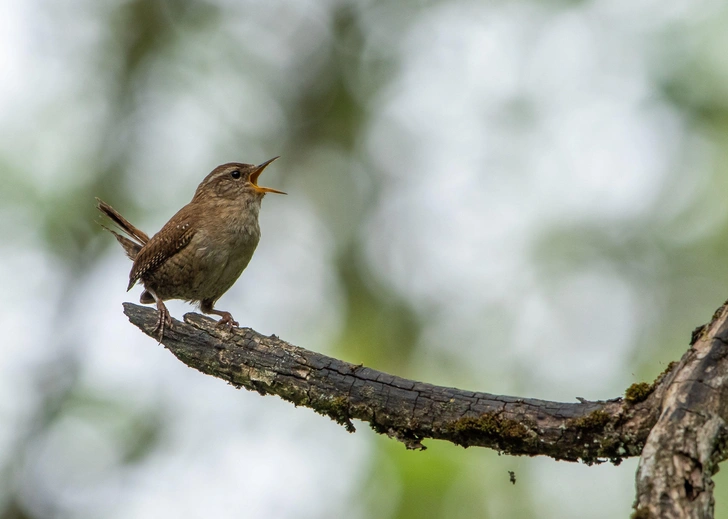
189,207,261,298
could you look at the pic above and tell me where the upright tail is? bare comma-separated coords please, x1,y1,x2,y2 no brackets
96,198,149,260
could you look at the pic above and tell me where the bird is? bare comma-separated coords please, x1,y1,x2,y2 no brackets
97,158,285,339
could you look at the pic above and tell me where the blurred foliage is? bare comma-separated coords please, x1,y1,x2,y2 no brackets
4,0,728,518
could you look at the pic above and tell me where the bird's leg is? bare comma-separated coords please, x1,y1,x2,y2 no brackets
154,302,172,341
146,288,172,341
201,299,239,328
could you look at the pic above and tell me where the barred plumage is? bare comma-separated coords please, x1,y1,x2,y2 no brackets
97,158,284,340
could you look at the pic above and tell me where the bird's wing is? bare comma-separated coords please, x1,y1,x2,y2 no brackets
128,206,197,290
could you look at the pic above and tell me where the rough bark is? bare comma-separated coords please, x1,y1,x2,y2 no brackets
124,303,663,460
122,300,728,518
633,303,728,519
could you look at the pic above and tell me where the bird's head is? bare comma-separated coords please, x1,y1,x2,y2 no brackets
192,157,286,204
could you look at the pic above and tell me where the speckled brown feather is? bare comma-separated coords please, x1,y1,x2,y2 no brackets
96,198,150,245
102,225,143,260
98,159,283,340
127,205,197,291
96,198,149,260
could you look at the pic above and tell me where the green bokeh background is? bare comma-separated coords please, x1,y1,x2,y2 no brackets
3,0,728,517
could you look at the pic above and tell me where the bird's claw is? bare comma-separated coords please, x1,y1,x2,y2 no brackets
216,312,239,329
152,306,172,342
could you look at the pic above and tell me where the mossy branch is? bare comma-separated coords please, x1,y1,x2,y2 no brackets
123,300,728,517
124,303,662,463
632,302,728,518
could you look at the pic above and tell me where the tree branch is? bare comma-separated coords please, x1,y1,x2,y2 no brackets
123,303,663,462
124,301,728,516
633,302,728,519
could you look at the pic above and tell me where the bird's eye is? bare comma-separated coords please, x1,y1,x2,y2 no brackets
230,169,241,179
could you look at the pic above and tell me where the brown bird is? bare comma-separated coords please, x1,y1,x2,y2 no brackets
97,158,285,339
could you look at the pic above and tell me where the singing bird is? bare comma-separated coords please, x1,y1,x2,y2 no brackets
97,158,285,339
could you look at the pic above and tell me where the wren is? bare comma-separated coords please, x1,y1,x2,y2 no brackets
97,158,285,339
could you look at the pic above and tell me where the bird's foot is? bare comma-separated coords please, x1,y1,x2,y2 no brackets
152,304,172,342
200,300,239,329
215,311,239,329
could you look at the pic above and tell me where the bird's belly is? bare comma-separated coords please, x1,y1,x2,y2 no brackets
147,230,259,303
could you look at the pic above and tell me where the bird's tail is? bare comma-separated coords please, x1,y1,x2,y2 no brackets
96,197,149,260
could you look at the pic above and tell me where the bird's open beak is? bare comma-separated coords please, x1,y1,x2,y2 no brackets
250,156,286,195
